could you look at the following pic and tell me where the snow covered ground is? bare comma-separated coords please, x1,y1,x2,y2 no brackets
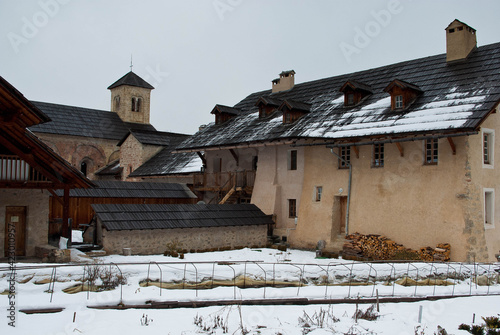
1,248,499,334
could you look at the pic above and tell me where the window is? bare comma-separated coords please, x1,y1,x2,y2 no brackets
483,129,494,168
80,161,87,176
285,112,292,123
424,139,438,165
252,156,258,171
288,199,297,218
315,187,323,202
395,95,403,109
114,96,120,109
484,189,495,228
131,97,141,112
372,144,384,167
347,93,355,106
288,150,297,170
339,146,351,169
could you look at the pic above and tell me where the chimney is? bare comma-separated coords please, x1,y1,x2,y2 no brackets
446,19,477,62
272,70,295,93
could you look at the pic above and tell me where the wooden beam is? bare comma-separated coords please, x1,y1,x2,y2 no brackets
196,151,206,167
61,186,70,241
229,149,239,166
352,146,359,158
396,143,404,157
47,189,64,205
447,137,456,155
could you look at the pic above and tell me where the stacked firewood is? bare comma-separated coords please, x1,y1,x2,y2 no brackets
342,233,451,262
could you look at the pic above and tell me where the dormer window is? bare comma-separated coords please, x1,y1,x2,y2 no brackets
339,80,373,107
279,99,311,124
255,97,282,119
395,95,403,109
131,97,142,112
384,79,423,111
211,104,242,125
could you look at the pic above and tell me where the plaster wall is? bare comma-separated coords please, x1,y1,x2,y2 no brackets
100,224,267,255
291,136,474,261
0,189,49,257
251,145,304,238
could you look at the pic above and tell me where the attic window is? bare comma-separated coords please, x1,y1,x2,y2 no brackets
395,95,403,109
457,26,463,31
279,100,311,124
449,28,455,33
339,80,373,107
347,93,355,106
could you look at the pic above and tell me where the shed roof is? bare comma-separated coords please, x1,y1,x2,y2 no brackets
29,101,156,140
92,203,273,231
176,42,500,151
54,180,196,199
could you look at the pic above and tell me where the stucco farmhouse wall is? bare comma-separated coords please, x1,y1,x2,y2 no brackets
100,224,268,255
0,189,49,257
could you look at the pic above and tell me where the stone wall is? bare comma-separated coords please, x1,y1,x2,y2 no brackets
0,189,50,257
100,224,268,255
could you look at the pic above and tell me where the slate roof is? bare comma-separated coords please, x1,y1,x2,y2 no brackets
129,135,203,177
177,42,500,151
118,129,185,147
92,203,273,231
53,180,196,199
29,101,156,140
107,71,154,90
94,160,122,177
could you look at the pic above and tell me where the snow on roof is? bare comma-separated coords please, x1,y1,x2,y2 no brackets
177,42,500,150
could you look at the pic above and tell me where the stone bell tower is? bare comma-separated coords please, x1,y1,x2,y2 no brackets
107,71,154,124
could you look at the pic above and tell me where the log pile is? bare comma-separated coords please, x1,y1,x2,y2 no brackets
342,233,451,262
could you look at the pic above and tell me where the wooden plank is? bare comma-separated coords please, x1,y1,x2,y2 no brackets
447,137,456,155
395,143,404,157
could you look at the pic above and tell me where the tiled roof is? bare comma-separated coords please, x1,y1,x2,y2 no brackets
177,42,500,151
54,180,196,199
211,104,243,115
29,101,156,140
92,203,273,231
107,71,154,90
118,129,186,147
129,135,203,177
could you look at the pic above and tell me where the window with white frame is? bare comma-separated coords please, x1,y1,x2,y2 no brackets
484,188,495,228
395,95,403,109
483,129,494,168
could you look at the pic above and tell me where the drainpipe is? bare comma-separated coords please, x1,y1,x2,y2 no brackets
329,149,351,236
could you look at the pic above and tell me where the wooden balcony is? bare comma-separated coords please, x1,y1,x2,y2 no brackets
193,170,256,192
0,155,49,183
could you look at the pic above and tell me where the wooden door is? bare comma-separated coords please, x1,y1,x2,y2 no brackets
4,206,26,257
339,196,347,234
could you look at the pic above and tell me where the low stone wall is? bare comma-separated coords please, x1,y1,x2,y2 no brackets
101,224,268,255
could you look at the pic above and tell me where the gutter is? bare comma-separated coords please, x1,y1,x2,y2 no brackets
329,149,352,236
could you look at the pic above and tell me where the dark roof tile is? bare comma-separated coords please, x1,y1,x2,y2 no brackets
107,71,154,90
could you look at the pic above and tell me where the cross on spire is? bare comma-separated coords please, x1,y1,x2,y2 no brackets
130,54,133,72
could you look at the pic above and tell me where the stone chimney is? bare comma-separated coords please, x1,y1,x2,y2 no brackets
446,19,477,63
272,70,295,93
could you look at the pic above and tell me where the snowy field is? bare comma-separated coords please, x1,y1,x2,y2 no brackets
1,248,499,334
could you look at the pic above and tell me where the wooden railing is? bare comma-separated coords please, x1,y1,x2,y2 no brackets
0,155,48,182
193,170,256,191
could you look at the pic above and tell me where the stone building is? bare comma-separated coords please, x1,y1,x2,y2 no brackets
174,20,500,262
29,71,202,182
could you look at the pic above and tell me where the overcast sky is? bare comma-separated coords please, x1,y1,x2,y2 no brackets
1,0,500,134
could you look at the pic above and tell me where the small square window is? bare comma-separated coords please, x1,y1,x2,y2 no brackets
288,199,297,218
315,186,323,202
372,144,384,167
424,139,438,165
395,95,403,109
347,93,355,106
